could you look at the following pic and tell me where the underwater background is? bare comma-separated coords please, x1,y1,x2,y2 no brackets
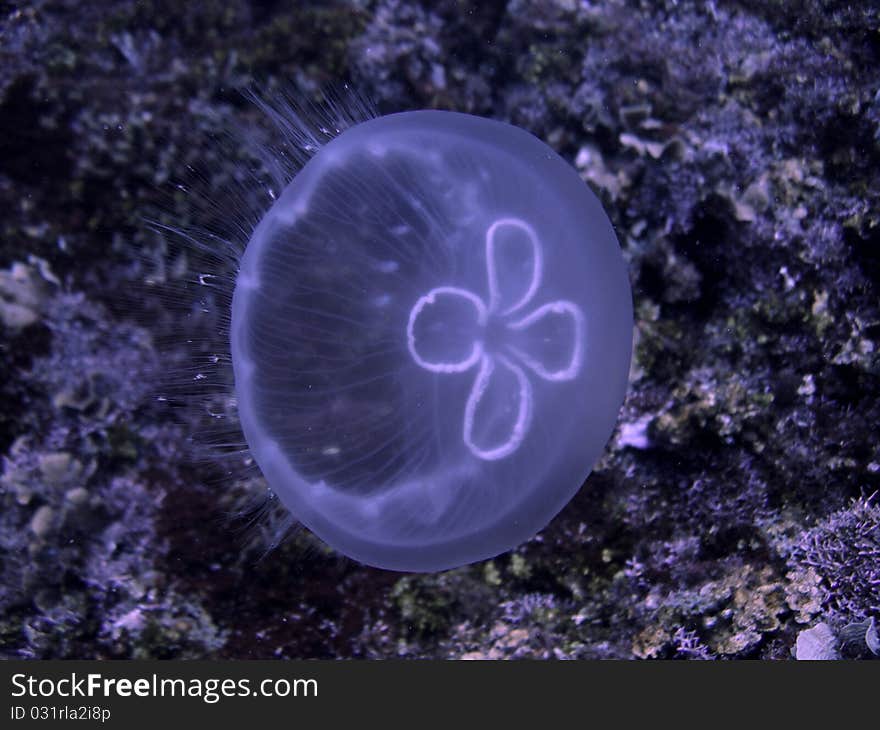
1,0,878,659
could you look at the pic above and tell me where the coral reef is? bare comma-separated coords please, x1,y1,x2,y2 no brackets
1,0,877,658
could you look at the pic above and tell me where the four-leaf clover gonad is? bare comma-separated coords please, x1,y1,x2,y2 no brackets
407,217,585,460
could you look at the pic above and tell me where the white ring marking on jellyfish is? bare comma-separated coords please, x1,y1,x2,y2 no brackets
406,286,488,373
485,217,543,317
506,301,586,381
462,353,533,461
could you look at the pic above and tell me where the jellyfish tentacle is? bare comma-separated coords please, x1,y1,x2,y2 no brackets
462,352,533,461
505,300,585,381
485,217,543,317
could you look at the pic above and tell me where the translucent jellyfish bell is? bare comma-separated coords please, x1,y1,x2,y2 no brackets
231,110,632,572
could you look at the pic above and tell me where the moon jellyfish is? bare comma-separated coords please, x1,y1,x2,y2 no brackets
231,110,632,571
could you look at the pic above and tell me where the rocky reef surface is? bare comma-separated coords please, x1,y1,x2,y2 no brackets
1,0,878,659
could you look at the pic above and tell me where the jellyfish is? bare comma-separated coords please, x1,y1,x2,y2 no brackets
218,102,633,572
